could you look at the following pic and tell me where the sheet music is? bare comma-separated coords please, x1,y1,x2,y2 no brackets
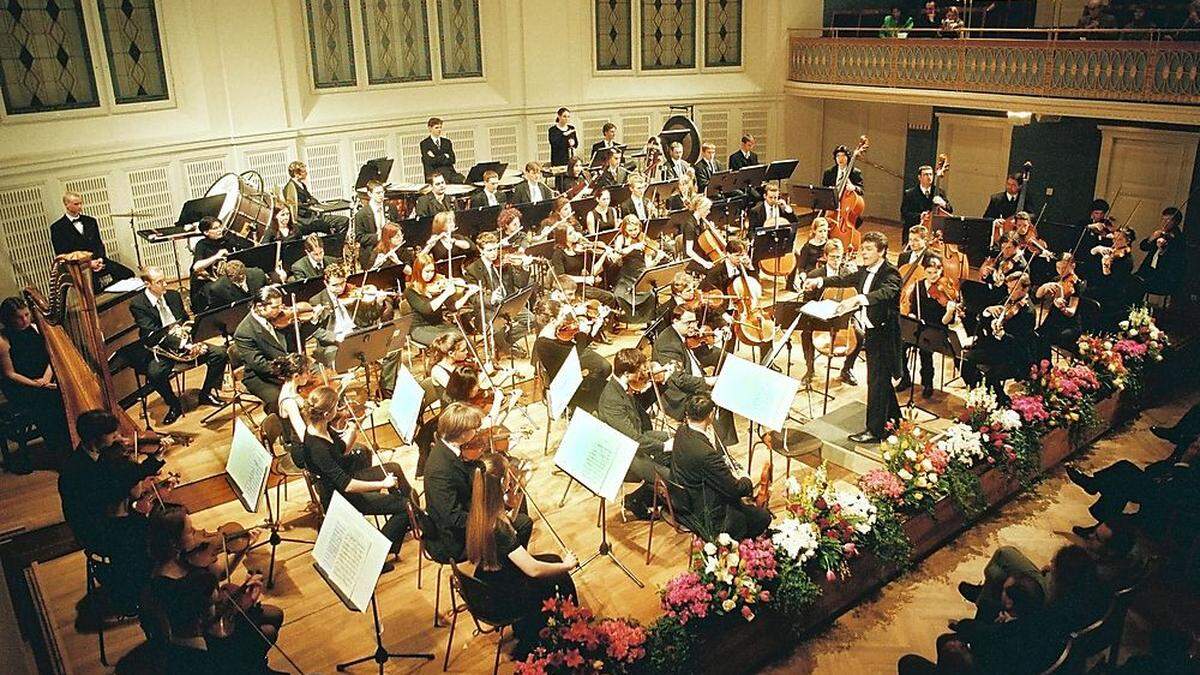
553,409,637,502
800,299,849,321
313,492,392,612
226,418,272,513
103,277,145,293
547,348,583,420
712,354,801,432
387,364,425,444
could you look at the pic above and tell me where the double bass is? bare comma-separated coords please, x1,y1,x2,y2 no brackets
992,161,1032,243
825,135,869,253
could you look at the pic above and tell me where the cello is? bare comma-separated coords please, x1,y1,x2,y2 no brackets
825,135,869,253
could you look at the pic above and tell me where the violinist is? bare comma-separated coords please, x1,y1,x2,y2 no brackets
262,204,302,244
585,187,619,233
1087,227,1136,330
442,364,521,432
469,169,506,208
302,385,411,561
352,180,400,270
1137,207,1187,301
142,503,285,672
788,217,831,293
512,161,555,205
288,233,326,281
682,194,718,275
900,164,952,235
206,259,268,307
962,272,1035,402
560,156,590,199
550,195,581,232
979,232,1028,297
415,173,456,218
897,225,934,269
656,271,703,323
464,231,534,357
532,296,612,414
597,348,673,520
0,296,71,470
1034,253,1083,360
1011,211,1053,260
620,173,653,222
670,394,771,540
652,306,738,446
93,452,158,616
666,169,698,212
233,287,295,412
748,183,798,231
404,252,481,346
1077,199,1115,283
498,205,533,250
190,216,250,312
428,332,471,392
796,239,864,386
611,215,667,323
550,224,619,308
271,353,311,461
895,253,958,398
423,211,474,265
307,263,358,366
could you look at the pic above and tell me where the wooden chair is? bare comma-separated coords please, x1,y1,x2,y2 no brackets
405,493,454,627
1037,638,1074,675
1068,582,1139,672
444,562,523,674
646,474,690,564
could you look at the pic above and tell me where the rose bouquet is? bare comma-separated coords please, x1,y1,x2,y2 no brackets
1121,306,1167,362
779,464,876,580
875,420,948,509
1075,334,1129,391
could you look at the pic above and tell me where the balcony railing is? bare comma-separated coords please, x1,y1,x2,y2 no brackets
787,35,1200,105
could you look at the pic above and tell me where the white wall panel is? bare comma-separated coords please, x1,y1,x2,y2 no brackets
0,185,53,294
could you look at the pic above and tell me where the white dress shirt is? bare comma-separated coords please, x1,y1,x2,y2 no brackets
855,261,884,330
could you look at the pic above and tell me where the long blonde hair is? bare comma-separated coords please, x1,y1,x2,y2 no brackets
464,453,512,572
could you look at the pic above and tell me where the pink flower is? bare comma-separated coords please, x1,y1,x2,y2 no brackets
826,569,837,582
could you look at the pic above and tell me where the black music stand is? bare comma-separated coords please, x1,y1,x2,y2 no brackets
633,260,689,313
466,162,507,184
493,286,535,367
764,159,798,185
571,195,598,219
453,204,502,239
516,200,555,230
657,128,690,151
646,180,678,209
192,300,259,425
790,184,837,213
751,224,797,305
176,194,225,226
643,216,674,243
705,170,738,197
354,158,394,190
932,214,992,263
738,163,771,188
798,300,855,417
898,316,939,422
335,322,398,445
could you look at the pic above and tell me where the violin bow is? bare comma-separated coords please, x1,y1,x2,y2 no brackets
287,292,304,356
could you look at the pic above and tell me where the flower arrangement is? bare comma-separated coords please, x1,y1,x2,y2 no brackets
875,420,948,508
937,422,987,466
1075,334,1129,391
1023,359,1102,433
515,596,647,674
1010,394,1051,430
778,464,876,580
660,534,776,625
1121,306,1167,361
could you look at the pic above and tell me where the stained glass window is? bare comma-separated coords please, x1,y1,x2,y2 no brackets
641,0,695,71
596,0,631,71
435,0,481,79
704,0,740,67
96,0,167,103
361,0,431,84
0,0,99,114
305,0,356,88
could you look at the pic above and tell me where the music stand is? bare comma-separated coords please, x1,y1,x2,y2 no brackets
492,286,535,369
191,300,260,424
633,260,689,311
790,184,837,213
354,157,393,190
897,315,939,422
643,216,674,242
797,299,855,416
932,215,992,263
466,161,507,184
773,301,834,415
763,159,799,184
335,322,398,443
657,128,690,151
705,170,738,196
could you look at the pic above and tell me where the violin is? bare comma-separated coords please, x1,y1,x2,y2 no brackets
555,314,581,342
270,301,323,328
986,295,1029,338
207,571,265,639
184,522,260,571
627,362,675,394
131,470,181,515
685,324,722,350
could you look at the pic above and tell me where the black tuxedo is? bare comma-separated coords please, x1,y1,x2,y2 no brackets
900,185,952,228
597,378,670,485
49,214,134,289
651,325,738,446
352,202,400,270
983,191,1022,220
693,158,722,193
620,196,651,222
1137,234,1187,296
419,136,462,182
822,165,865,193
728,150,759,171
468,189,505,209
822,261,902,437
415,192,455,218
511,179,554,205
748,200,798,230
464,259,532,345
590,139,621,159
593,165,629,190
289,255,325,281
205,268,267,307
233,311,295,410
129,290,227,410
663,157,691,182
670,424,770,540
58,447,113,552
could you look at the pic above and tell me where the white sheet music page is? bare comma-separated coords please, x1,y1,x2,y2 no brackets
553,409,637,501
313,492,392,612
712,354,801,432
388,364,425,444
547,348,583,420
226,418,272,513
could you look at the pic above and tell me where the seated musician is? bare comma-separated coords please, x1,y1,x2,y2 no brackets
404,252,481,346
352,180,400,271
465,452,577,659
130,267,228,425
469,169,506,208
370,221,414,274
1033,254,1083,360
283,160,349,235
415,173,456,218
420,117,465,183
597,348,673,519
585,187,619,233
978,232,1027,298
424,403,533,563
1086,227,1135,330
897,224,933,269
748,183,797,231
653,306,738,446
289,234,326,281
512,162,555,205
50,190,134,292
464,232,533,357
547,195,580,234
302,385,411,561
551,224,618,306
593,149,629,191
271,354,311,461
190,216,249,312
788,217,830,293
671,394,771,540
307,262,358,367
693,142,722,194
1137,207,1187,302
794,239,864,386
682,195,717,276
423,211,473,264
233,287,294,412
262,205,302,245
620,173,653,222
532,297,612,414
560,157,589,198
666,170,698,212
655,271,700,323
0,296,71,469
962,272,1035,403
1076,200,1112,283
411,333,471,477
611,215,667,324
700,236,752,292
206,260,268,308
91,452,157,617
142,504,284,671
895,253,959,398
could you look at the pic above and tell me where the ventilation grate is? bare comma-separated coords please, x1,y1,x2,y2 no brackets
0,185,54,294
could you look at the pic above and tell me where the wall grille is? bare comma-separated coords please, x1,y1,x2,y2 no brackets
0,185,53,294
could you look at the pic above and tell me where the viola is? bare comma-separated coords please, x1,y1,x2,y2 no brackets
132,470,181,515
185,522,260,570
208,572,265,639
627,362,675,394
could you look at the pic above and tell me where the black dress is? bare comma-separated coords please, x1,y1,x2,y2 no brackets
0,325,71,463
533,334,612,413
475,523,576,651
302,432,411,547
143,571,272,670
550,248,617,305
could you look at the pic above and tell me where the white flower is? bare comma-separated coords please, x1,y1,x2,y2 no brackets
919,458,933,472
1119,320,1129,329
704,542,718,556
898,468,914,481
831,485,877,529
886,434,899,446
928,473,939,484
915,476,928,488
772,519,819,563
785,475,802,497
904,449,918,461
726,552,740,568
717,533,733,547
988,408,1022,431
937,423,986,466
912,427,923,438
965,384,999,413
722,599,736,612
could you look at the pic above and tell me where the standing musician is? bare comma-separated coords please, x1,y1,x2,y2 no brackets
415,173,456,218
1087,227,1136,330
288,234,326,281
307,263,358,367
1033,253,1083,360
190,216,250,312
663,141,690,182
652,306,738,446
666,170,698,212
532,296,612,414
961,272,1035,403
262,205,302,244
404,252,481,346
282,161,349,235
611,215,668,323
900,164,953,234
748,183,798,230
512,162,555,205
682,194,719,276
983,173,1025,222
788,217,832,293
233,287,294,412
728,134,759,171
597,348,673,519
420,117,465,183
591,121,621,158
795,239,863,385
822,145,865,196
0,296,71,470
50,190,135,291
693,142,723,194
352,180,400,271
671,394,772,541
593,149,629,191
585,187,620,233
206,260,268,308
1137,206,1187,301
548,107,578,167
895,253,958,398
130,267,228,425
469,169,506,208
302,386,411,561
550,225,618,307
424,403,533,563
621,173,654,222
804,231,901,443
465,232,533,357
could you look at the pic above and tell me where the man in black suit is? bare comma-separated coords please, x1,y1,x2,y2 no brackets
961,272,1035,402
307,262,359,367
288,234,326,281
511,162,555,205
592,149,629,190
804,231,901,442
50,191,134,291
671,395,770,540
982,173,1025,222
1137,207,1187,299
414,173,456,219
205,260,268,308
423,403,532,562
620,174,653,222
129,267,227,425
468,170,505,209
233,286,294,412
597,348,672,518
282,161,349,235
663,141,691,182
821,145,865,196
693,142,722,194
463,232,532,356
747,183,798,230
591,122,621,160
652,306,737,446
352,180,400,271
900,164,953,244
728,134,759,171
419,117,464,183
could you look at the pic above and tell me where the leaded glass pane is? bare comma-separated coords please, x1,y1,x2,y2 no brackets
97,0,167,103
595,0,630,71
305,0,356,88
641,0,695,71
435,0,481,79
704,0,740,67
0,0,99,114
361,0,431,84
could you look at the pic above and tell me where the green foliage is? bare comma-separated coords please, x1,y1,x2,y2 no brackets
862,499,913,570
1002,426,1044,489
640,616,696,675
942,463,986,519
774,562,824,632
